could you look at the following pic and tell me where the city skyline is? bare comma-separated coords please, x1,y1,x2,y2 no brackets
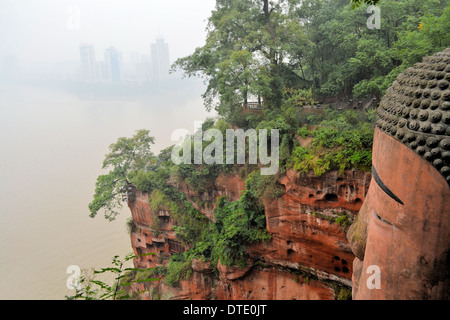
78,37,172,84
0,1,214,67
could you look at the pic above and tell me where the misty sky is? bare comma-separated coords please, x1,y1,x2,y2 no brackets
0,0,215,67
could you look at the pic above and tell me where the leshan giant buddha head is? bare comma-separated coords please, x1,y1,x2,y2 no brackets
347,48,450,300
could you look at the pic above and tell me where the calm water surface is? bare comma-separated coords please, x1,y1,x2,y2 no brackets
0,83,210,299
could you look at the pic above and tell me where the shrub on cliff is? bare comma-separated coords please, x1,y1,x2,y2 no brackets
164,254,193,287
210,190,271,267
290,109,374,176
244,170,285,205
126,218,137,235
171,171,274,270
171,202,210,247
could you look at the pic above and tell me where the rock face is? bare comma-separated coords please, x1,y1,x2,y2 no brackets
128,191,184,270
126,169,370,300
174,173,246,221
250,169,370,287
215,265,336,300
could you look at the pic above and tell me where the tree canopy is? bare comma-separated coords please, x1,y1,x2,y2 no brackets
88,130,156,221
172,0,308,121
173,0,450,125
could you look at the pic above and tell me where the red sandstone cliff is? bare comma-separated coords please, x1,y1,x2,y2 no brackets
126,168,370,300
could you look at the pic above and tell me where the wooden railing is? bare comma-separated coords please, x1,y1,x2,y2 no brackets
243,102,263,110
168,239,185,253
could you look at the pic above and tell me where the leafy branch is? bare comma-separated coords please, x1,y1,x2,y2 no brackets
88,129,156,221
350,0,381,9
65,253,159,300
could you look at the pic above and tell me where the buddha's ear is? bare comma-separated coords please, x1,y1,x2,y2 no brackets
347,191,370,261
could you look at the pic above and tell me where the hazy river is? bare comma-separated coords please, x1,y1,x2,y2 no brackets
0,81,211,299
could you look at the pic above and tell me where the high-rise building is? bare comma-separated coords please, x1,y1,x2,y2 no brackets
150,37,170,81
79,44,97,83
104,46,123,82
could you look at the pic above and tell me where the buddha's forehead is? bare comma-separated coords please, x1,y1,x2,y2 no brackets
376,48,450,185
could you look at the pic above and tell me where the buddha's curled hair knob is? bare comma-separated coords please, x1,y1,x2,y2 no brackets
430,111,442,123
376,48,450,185
440,138,450,150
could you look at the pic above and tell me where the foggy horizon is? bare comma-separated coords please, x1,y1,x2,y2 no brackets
0,0,215,77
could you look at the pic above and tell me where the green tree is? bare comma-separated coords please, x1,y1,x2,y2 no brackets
88,129,156,221
353,0,450,98
291,0,448,98
392,3,450,66
351,0,381,8
172,0,306,123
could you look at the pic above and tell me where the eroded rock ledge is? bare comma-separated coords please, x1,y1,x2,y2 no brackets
126,168,371,300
